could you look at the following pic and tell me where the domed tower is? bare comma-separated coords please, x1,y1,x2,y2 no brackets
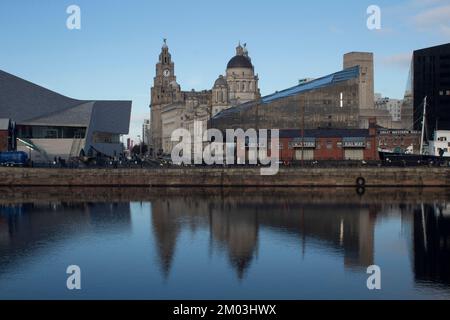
212,75,229,116
226,43,259,105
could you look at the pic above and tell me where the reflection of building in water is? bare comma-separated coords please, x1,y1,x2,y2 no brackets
0,202,131,270
151,201,181,278
413,204,450,286
209,206,258,279
86,203,132,231
151,198,211,277
256,204,376,269
151,197,259,279
150,197,378,278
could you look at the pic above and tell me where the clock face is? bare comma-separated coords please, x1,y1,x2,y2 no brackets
163,69,170,77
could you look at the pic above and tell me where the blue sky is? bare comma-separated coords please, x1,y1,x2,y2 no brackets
0,0,449,139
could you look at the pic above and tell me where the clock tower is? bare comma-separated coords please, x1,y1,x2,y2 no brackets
150,39,180,154
151,39,178,105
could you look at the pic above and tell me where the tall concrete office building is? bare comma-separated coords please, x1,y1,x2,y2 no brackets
343,52,389,128
344,52,375,112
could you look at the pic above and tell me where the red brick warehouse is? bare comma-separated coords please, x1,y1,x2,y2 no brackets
0,118,16,152
278,121,378,162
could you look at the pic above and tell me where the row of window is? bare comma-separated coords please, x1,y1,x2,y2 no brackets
281,141,370,150
92,132,120,144
439,90,450,96
231,81,254,92
17,126,86,139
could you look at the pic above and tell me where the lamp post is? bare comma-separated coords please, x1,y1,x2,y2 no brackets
137,135,143,158
301,98,305,166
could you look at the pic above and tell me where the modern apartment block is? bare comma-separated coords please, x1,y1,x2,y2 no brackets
413,43,450,138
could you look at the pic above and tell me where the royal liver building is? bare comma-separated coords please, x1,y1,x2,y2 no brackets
150,40,260,155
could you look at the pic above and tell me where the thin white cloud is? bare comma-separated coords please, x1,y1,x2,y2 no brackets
129,110,149,124
329,25,344,34
383,0,450,37
413,3,450,36
371,27,396,36
410,0,447,8
441,25,450,37
381,53,412,69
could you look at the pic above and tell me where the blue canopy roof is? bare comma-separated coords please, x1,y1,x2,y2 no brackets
261,66,360,104
211,66,360,120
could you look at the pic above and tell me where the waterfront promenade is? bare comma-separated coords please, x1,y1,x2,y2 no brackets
1,167,450,187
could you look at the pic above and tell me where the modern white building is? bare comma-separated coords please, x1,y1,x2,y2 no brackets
142,119,151,145
375,94,403,122
428,130,450,157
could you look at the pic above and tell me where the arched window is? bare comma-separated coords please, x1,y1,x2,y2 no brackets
242,82,245,92
219,91,223,102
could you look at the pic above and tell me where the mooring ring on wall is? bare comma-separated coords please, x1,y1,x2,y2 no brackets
356,177,366,187
356,187,366,196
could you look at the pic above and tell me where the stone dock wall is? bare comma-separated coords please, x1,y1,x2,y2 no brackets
1,167,450,187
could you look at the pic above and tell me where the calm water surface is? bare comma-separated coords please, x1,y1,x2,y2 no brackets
0,187,449,300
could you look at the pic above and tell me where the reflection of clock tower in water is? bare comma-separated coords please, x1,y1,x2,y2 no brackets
150,39,181,153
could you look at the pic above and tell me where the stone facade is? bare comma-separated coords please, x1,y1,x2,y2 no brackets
2,167,450,187
343,52,392,129
150,40,260,155
343,52,374,112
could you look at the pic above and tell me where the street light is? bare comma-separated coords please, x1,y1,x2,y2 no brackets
137,135,142,157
